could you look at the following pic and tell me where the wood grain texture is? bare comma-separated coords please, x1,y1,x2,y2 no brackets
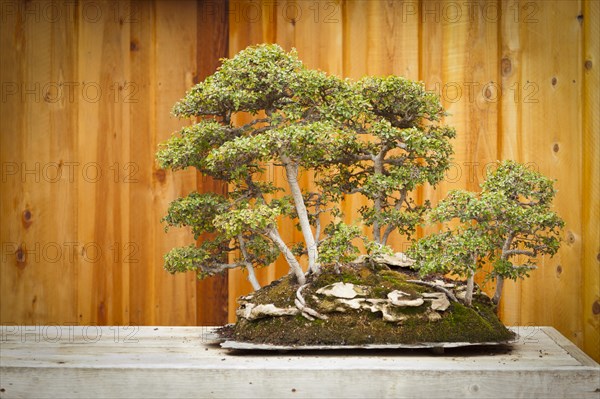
0,0,598,362
581,0,600,362
0,0,79,324
195,0,230,326
498,0,584,352
1,0,227,327
1,326,598,398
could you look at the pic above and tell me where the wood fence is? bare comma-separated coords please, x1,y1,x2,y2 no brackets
1,0,598,361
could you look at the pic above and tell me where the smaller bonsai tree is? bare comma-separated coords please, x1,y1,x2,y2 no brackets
408,160,564,306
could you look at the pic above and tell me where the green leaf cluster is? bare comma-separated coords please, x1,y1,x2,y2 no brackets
157,44,458,282
409,161,564,302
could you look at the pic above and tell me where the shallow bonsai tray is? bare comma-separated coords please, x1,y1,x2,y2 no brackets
220,339,518,352
1,326,598,398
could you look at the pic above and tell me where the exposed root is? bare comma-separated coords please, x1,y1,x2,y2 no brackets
295,284,328,320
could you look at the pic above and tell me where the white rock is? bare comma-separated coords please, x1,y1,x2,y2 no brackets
236,303,299,321
335,298,364,310
316,282,369,299
433,279,455,288
362,299,388,313
387,290,424,307
422,292,450,311
381,304,408,323
376,252,416,267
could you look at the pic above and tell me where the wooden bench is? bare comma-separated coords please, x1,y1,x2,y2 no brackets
1,326,598,398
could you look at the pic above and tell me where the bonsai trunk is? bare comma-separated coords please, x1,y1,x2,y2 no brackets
244,262,261,291
492,277,504,305
372,153,385,244
238,234,261,291
493,234,514,305
281,157,318,274
266,228,306,285
465,269,475,306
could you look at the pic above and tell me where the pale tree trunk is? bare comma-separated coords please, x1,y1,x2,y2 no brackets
372,153,384,244
493,234,514,305
492,276,504,305
244,262,261,291
266,228,306,285
281,157,318,274
381,190,407,245
465,270,475,306
238,234,261,291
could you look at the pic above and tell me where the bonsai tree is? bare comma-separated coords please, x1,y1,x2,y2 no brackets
156,44,455,289
408,160,564,306
318,77,455,245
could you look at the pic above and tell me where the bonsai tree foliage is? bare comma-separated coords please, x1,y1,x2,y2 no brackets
408,161,564,306
156,44,455,289
319,77,455,245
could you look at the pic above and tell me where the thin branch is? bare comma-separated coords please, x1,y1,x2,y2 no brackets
406,280,458,302
266,227,306,285
503,249,536,257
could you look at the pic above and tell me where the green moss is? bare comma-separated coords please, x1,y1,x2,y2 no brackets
243,275,297,307
231,264,515,345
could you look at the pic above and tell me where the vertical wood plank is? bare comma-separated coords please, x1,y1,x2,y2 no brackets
128,0,156,326
498,0,524,326
506,0,583,347
77,0,132,325
0,0,79,324
195,0,230,326
581,0,599,362
153,0,199,325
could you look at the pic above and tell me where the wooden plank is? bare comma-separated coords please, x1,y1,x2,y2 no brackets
581,0,600,363
127,0,157,326
506,0,583,348
195,0,230,326
497,0,524,327
76,0,132,325
152,0,200,325
1,326,598,398
544,326,599,367
0,0,78,324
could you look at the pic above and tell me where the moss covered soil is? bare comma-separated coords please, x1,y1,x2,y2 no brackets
223,263,515,346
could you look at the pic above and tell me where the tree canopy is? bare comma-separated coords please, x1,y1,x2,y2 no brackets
408,161,564,304
156,44,456,287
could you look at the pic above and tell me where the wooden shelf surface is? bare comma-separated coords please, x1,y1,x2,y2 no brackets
1,326,598,398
